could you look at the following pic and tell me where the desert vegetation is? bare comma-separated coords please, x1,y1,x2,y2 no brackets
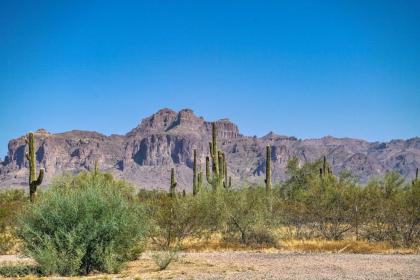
0,124,419,278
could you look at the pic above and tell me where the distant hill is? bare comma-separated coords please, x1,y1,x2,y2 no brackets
1,108,419,191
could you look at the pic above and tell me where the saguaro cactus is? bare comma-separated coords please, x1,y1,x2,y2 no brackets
192,149,203,195
265,145,272,193
170,168,177,197
413,167,419,186
265,145,273,211
320,156,332,178
205,122,231,191
25,132,44,202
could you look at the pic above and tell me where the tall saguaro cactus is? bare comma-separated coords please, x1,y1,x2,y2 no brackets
170,168,177,197
413,167,419,186
265,145,273,211
192,149,203,195
205,122,231,191
265,145,272,193
25,132,44,202
320,156,332,178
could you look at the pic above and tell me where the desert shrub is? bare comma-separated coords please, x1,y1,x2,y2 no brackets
151,249,179,270
223,187,273,245
362,172,420,247
0,263,41,277
278,158,323,238
16,171,149,276
0,189,26,254
144,189,222,248
0,189,26,230
399,179,420,247
246,227,279,247
279,158,363,240
138,158,420,249
306,175,358,240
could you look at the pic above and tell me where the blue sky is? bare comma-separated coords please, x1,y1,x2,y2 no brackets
0,0,419,158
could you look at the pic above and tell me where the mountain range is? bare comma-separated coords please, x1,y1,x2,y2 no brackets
1,108,419,191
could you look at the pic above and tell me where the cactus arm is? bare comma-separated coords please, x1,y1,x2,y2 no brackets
206,156,212,184
35,169,45,186
223,153,227,185
198,171,203,192
218,151,224,178
209,142,213,159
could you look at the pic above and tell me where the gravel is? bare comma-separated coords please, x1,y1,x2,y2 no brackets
170,252,420,280
1,252,419,279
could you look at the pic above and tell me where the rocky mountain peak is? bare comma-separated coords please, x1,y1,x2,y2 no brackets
261,131,280,140
210,118,241,139
261,132,297,142
167,109,206,134
127,108,178,136
0,108,419,190
34,128,50,135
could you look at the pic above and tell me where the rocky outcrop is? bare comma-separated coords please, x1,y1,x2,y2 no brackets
0,108,419,191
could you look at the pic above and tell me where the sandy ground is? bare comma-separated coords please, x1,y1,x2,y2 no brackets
1,252,419,280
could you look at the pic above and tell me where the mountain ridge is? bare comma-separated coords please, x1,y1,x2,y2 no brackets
1,108,419,191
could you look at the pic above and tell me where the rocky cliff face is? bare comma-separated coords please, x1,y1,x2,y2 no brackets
1,108,419,191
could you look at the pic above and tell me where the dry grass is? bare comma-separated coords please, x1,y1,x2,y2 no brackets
281,239,417,254
178,233,419,254
0,228,21,255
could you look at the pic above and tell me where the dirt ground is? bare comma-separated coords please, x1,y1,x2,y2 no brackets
1,252,419,280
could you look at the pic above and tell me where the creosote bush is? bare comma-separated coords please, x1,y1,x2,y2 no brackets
16,171,149,276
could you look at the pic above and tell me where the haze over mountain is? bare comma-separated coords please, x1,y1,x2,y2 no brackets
0,108,418,191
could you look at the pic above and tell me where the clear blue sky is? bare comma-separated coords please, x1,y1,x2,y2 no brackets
0,0,419,158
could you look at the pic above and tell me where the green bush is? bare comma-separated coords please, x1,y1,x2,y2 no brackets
16,171,149,276
223,187,273,245
143,190,220,248
362,172,420,247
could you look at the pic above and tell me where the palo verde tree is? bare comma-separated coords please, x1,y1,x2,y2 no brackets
206,122,231,191
25,132,44,202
